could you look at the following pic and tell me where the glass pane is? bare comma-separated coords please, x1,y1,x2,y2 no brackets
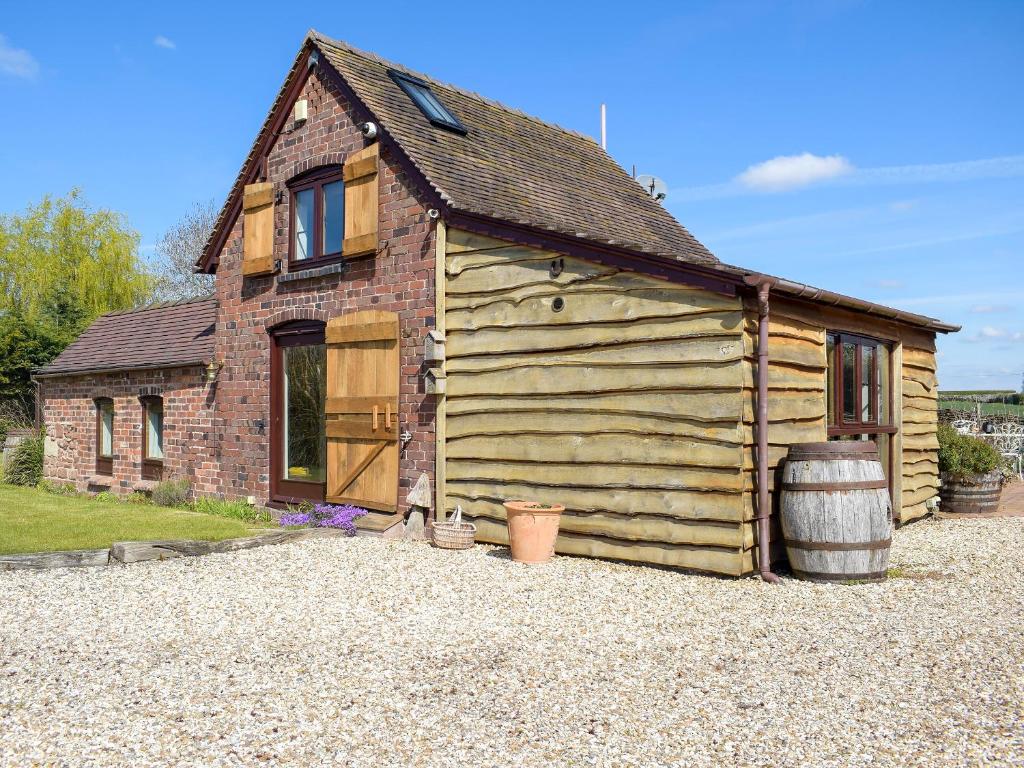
861,345,876,421
146,401,164,460
826,334,836,426
410,83,450,123
842,342,857,422
283,344,326,483
322,181,344,256
877,344,890,425
874,434,891,485
100,404,113,457
293,188,314,260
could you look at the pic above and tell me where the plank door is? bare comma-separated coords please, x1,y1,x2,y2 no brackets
325,310,400,512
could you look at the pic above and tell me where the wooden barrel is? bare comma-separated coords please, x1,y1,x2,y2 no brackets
780,442,893,583
939,472,1003,514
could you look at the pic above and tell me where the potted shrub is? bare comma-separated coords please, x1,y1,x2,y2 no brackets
503,500,565,564
938,423,1006,514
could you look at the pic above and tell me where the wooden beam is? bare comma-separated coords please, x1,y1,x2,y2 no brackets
435,219,448,523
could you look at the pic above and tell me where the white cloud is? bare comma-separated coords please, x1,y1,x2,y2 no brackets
889,199,917,213
969,304,1012,314
736,153,854,192
0,34,39,79
973,326,1024,342
153,35,176,50
676,154,1024,202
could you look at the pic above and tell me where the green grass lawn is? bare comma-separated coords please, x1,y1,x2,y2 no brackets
0,484,262,555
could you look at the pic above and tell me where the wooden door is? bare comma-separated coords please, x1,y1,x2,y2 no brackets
325,310,400,512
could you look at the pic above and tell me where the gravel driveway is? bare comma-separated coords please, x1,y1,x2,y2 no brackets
2,518,1022,767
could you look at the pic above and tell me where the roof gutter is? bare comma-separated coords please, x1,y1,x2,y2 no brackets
33,361,209,379
762,275,961,334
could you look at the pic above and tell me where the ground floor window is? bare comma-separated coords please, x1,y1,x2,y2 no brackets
826,331,897,513
141,396,164,480
95,398,114,475
270,321,326,504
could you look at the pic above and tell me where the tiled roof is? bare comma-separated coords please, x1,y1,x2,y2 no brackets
36,297,216,376
312,33,717,265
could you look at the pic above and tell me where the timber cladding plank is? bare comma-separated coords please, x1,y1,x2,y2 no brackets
446,391,743,422
446,314,743,357
446,433,741,468
447,460,743,492
444,228,515,254
468,516,750,576
445,362,744,397
445,337,744,372
450,498,752,548
446,410,742,444
446,290,741,332
446,480,747,522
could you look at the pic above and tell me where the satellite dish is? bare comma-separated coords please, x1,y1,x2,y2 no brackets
635,174,668,202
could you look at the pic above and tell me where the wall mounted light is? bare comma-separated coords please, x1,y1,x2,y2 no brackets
205,361,222,383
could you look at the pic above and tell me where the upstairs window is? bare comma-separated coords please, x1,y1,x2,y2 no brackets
95,398,114,475
388,70,467,134
141,396,164,480
289,167,345,265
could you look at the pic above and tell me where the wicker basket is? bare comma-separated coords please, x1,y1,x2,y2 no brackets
431,505,476,550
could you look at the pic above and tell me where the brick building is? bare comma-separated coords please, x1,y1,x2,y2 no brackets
38,31,956,572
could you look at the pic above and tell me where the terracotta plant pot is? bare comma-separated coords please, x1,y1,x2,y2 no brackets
503,500,564,564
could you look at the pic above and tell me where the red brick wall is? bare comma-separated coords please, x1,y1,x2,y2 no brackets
40,367,213,494
205,65,436,507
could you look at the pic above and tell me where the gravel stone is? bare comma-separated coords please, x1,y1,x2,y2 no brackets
1,518,1022,767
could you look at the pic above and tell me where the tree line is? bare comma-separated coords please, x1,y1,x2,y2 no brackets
0,190,216,430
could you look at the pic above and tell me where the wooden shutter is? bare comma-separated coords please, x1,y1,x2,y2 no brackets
242,182,276,277
342,143,379,258
325,310,399,512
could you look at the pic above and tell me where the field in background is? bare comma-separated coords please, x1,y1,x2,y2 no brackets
939,390,1024,417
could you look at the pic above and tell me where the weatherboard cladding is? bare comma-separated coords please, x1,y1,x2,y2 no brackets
36,297,216,376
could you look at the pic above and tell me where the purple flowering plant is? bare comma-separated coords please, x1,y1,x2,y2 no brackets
280,503,367,536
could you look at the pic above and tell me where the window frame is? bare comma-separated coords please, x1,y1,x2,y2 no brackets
140,395,164,481
269,320,327,506
827,331,897,437
287,166,345,268
95,398,114,475
388,69,468,134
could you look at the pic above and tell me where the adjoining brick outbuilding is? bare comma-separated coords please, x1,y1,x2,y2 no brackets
38,31,958,575
37,298,217,493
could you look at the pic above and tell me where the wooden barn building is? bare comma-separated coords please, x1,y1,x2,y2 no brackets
37,32,958,577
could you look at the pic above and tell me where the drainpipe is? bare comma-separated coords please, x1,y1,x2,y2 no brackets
745,276,781,584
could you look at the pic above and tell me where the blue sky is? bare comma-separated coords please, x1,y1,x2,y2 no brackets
1,0,1021,390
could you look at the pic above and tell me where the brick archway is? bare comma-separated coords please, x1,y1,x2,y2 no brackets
290,152,345,181
263,308,330,334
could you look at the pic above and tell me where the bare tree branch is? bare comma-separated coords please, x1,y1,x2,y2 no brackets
151,201,217,301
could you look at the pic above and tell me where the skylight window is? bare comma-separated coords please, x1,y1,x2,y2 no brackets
388,70,467,134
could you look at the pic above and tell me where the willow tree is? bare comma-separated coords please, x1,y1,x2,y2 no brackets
0,190,153,333
0,190,154,418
